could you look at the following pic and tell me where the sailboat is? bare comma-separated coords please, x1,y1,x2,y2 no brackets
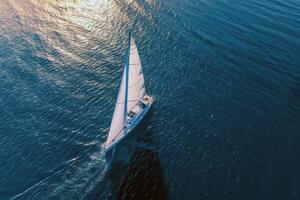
104,32,154,153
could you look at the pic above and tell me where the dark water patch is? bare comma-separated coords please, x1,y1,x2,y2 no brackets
114,148,168,200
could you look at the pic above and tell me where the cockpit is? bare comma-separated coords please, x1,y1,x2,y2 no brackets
128,110,136,118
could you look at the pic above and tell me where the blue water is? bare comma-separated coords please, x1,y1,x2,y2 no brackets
1,0,300,199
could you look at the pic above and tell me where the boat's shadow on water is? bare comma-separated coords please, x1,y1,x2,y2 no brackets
86,110,169,200
113,147,168,200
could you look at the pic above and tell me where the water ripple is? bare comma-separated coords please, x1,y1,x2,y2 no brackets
1,0,300,199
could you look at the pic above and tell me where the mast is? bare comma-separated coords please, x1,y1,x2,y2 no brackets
123,31,132,131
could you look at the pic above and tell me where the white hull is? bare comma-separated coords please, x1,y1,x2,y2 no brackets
104,95,153,153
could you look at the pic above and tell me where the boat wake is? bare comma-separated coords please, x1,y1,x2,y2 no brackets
11,147,110,200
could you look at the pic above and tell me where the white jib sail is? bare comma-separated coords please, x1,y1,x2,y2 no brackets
127,35,145,112
106,67,127,148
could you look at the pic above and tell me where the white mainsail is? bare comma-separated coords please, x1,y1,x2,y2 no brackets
127,35,145,112
105,33,145,149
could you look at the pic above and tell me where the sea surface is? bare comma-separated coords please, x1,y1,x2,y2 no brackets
1,0,300,199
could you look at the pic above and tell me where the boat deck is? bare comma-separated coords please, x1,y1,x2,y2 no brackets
125,95,153,129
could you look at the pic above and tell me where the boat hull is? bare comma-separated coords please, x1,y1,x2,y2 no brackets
104,96,153,153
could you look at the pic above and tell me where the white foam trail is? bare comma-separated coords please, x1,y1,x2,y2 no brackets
12,148,110,200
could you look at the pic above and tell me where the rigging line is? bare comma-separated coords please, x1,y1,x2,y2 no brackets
128,78,143,88
106,100,144,147
116,99,140,104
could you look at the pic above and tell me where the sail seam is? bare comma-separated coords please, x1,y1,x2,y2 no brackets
116,100,140,104
128,78,143,88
